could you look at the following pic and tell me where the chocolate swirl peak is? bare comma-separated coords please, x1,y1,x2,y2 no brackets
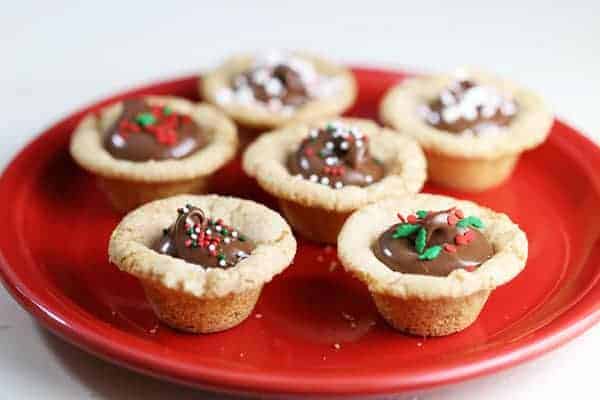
153,205,255,269
104,99,206,161
287,122,385,189
373,208,494,276
422,79,518,135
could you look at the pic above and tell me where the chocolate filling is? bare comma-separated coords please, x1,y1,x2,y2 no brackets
153,205,255,269
373,208,493,277
423,79,518,134
232,63,311,107
287,123,385,189
104,99,206,162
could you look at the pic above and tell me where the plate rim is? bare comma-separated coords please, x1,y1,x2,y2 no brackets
1,67,599,397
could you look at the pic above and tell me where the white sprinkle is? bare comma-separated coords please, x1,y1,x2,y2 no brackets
334,181,344,189
219,259,227,267
440,90,456,106
190,234,198,240
208,244,216,252
309,129,319,139
383,247,392,257
300,157,310,170
205,229,212,235
340,141,350,150
224,237,231,244
320,176,330,185
325,156,338,166
501,101,517,116
215,225,222,232
325,141,334,150
481,106,497,118
231,231,238,238
442,106,461,123
309,174,319,182
365,175,373,184
264,78,283,96
463,106,478,121
425,111,440,125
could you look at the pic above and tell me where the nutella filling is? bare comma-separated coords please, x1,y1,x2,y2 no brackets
233,63,310,107
153,205,255,269
422,79,518,134
287,123,385,189
373,208,493,277
216,53,342,113
104,99,206,162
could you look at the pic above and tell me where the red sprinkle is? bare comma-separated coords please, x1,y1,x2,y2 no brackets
455,229,475,245
465,265,477,272
304,147,315,156
444,243,457,253
447,214,458,226
184,239,192,248
397,213,405,222
407,214,417,224
455,209,464,219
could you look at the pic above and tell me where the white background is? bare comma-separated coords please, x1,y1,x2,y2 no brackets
1,1,599,399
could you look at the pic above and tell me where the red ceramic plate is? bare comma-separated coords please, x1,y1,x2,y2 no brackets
0,68,599,398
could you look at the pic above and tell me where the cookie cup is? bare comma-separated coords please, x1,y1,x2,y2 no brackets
243,118,427,244
337,194,528,336
70,96,238,212
201,52,357,130
108,195,297,333
380,69,553,191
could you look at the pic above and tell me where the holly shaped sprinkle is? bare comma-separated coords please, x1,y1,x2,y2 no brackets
419,245,442,260
457,216,484,229
135,112,157,127
392,223,420,238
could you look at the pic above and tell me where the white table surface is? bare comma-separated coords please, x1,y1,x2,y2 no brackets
1,1,599,399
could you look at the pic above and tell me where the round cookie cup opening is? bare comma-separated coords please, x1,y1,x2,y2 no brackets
141,278,262,334
426,151,520,192
372,289,491,336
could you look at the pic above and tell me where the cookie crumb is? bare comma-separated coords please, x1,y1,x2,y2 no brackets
328,261,338,271
239,352,245,358
416,342,423,347
333,343,341,350
341,312,355,321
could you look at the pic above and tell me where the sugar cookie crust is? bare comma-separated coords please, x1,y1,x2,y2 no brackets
242,118,427,212
337,194,528,300
70,96,238,182
379,69,553,159
108,195,297,298
201,52,357,128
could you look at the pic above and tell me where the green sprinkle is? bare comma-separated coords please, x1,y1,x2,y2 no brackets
419,245,442,260
217,254,225,261
221,228,229,236
457,216,484,229
238,235,246,242
163,106,173,116
325,123,336,132
415,227,427,254
319,149,328,158
373,158,383,165
391,223,420,239
135,112,157,127
416,210,428,219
